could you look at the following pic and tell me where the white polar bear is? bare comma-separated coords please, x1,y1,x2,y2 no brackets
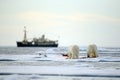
67,45,79,59
87,44,98,58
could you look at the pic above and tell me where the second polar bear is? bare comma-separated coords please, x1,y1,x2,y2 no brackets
87,44,98,58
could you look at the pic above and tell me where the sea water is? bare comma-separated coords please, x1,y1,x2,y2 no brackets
0,47,120,80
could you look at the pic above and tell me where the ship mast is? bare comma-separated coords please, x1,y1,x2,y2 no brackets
23,26,27,43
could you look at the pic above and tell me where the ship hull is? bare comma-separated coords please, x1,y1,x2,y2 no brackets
17,42,58,47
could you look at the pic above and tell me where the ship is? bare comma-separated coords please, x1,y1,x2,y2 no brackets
16,27,58,47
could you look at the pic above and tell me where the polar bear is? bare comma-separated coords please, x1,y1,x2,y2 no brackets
87,44,98,58
67,45,79,59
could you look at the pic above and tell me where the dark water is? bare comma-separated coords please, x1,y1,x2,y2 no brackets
0,47,120,80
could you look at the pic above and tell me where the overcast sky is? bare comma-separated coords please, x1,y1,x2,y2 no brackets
0,0,120,47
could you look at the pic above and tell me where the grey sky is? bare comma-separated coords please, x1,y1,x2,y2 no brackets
0,0,120,47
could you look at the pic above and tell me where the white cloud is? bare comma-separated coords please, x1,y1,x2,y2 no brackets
19,11,67,27
19,11,120,27
67,13,120,23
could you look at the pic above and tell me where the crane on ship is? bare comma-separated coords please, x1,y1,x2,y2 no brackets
22,26,28,44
